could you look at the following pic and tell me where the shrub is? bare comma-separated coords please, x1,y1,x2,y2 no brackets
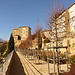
60,60,66,64
44,38,50,43
8,34,14,53
43,55,47,62
59,54,66,64
0,42,7,56
69,55,75,66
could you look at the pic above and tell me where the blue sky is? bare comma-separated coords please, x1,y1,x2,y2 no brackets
0,0,75,41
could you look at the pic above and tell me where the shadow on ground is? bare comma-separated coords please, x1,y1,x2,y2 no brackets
6,51,26,75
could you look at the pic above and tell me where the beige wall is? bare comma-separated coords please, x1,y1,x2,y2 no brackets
32,38,38,49
13,29,18,37
13,26,31,47
63,37,75,54
68,4,75,33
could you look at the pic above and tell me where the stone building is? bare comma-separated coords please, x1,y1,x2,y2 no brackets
13,26,31,47
61,6,75,53
42,3,75,54
52,3,75,54
52,3,75,39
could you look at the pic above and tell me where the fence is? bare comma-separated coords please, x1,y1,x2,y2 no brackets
18,48,70,75
18,48,45,64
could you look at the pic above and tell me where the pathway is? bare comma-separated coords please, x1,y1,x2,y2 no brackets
6,51,26,75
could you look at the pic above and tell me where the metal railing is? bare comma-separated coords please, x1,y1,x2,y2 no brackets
17,51,43,75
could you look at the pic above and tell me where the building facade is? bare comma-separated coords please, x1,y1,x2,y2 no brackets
42,3,75,54
52,3,75,39
13,26,31,47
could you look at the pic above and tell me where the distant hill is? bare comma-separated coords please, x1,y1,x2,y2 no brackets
0,38,5,42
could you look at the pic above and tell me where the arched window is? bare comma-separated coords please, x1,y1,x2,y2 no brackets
18,36,21,40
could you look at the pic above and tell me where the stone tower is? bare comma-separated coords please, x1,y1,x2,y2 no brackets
13,26,31,47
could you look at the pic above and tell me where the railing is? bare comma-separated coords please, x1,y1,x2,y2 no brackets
18,48,45,64
0,50,14,75
17,50,44,75
17,48,70,75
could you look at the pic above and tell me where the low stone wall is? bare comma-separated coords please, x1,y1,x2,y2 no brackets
0,50,14,75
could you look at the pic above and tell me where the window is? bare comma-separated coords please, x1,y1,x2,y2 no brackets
21,31,22,33
23,37,25,39
26,34,27,36
23,31,25,33
23,34,25,36
18,36,21,40
26,31,27,33
23,28,25,30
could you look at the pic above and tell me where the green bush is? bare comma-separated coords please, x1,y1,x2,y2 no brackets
59,54,66,64
44,38,50,43
43,55,47,62
8,34,14,53
69,55,75,66
60,60,66,64
0,42,7,56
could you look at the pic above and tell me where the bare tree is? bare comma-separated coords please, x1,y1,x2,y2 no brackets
18,34,31,49
19,23,42,49
34,22,42,49
46,0,69,74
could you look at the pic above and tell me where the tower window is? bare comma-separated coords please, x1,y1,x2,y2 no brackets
23,31,25,33
18,36,21,40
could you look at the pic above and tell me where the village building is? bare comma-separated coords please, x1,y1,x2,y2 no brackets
41,3,75,54
13,26,31,48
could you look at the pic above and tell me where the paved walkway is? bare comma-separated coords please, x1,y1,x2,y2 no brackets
6,51,26,75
